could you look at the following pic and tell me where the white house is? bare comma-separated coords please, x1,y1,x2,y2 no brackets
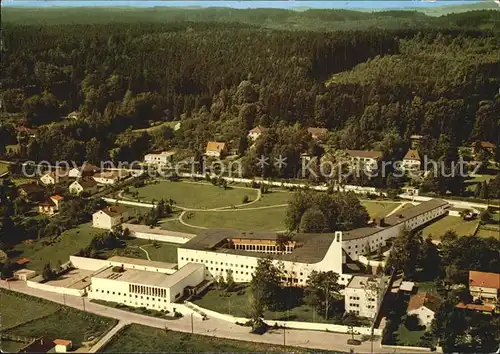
247,126,267,141
53,339,72,353
93,170,129,185
68,164,99,178
92,205,129,229
69,178,98,195
38,195,64,215
345,275,386,318
469,270,500,306
407,292,442,327
40,171,69,185
144,151,175,165
402,149,421,171
345,150,383,173
205,141,227,158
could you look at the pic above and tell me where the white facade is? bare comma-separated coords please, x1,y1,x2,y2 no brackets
88,263,204,311
144,151,175,165
344,276,384,318
342,200,448,261
402,159,421,171
92,209,129,229
177,231,353,287
408,305,436,327
40,173,56,185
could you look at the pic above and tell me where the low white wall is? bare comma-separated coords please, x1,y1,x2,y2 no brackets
70,256,109,271
102,197,154,208
185,301,382,336
358,255,386,268
27,280,85,297
122,223,194,244
381,344,437,352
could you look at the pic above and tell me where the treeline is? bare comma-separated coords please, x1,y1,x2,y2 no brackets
0,20,499,173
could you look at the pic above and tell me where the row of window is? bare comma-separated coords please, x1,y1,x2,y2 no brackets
349,296,360,301
91,289,181,300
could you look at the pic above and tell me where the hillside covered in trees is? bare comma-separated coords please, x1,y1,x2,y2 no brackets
0,9,499,172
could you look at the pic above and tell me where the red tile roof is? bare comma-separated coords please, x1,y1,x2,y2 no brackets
456,302,495,313
408,292,442,313
53,339,72,347
469,271,500,289
307,127,328,138
249,126,267,134
16,258,30,265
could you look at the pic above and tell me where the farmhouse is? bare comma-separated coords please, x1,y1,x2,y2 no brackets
68,164,99,178
407,292,442,327
345,150,383,173
18,182,45,202
205,141,227,158
307,127,328,140
69,177,98,195
247,126,267,141
402,149,421,171
38,195,64,215
93,170,129,185
40,171,69,185
92,205,129,229
469,270,500,306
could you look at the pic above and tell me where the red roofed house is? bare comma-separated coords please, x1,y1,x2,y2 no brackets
92,205,129,229
205,141,227,158
470,141,497,155
402,149,421,171
469,270,500,307
307,127,328,141
39,195,64,215
407,292,442,327
247,126,268,141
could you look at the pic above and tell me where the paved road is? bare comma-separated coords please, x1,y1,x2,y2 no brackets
0,281,401,353
89,320,129,353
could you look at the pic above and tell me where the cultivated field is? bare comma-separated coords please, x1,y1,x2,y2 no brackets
0,290,116,348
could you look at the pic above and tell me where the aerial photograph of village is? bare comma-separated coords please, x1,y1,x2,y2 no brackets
0,0,499,353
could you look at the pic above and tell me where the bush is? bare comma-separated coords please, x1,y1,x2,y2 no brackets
174,311,183,318
242,195,249,204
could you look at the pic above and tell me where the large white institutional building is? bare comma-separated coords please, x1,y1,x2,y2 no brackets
177,199,449,286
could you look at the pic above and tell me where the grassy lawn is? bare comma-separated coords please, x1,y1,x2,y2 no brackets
8,223,103,273
414,280,440,297
422,216,478,240
9,177,38,186
99,237,180,263
101,324,322,353
186,207,287,232
160,219,199,234
475,227,499,239
0,340,27,353
192,286,342,324
1,290,116,347
130,181,258,209
0,289,60,330
361,201,401,219
0,162,9,175
240,190,292,208
393,323,426,347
